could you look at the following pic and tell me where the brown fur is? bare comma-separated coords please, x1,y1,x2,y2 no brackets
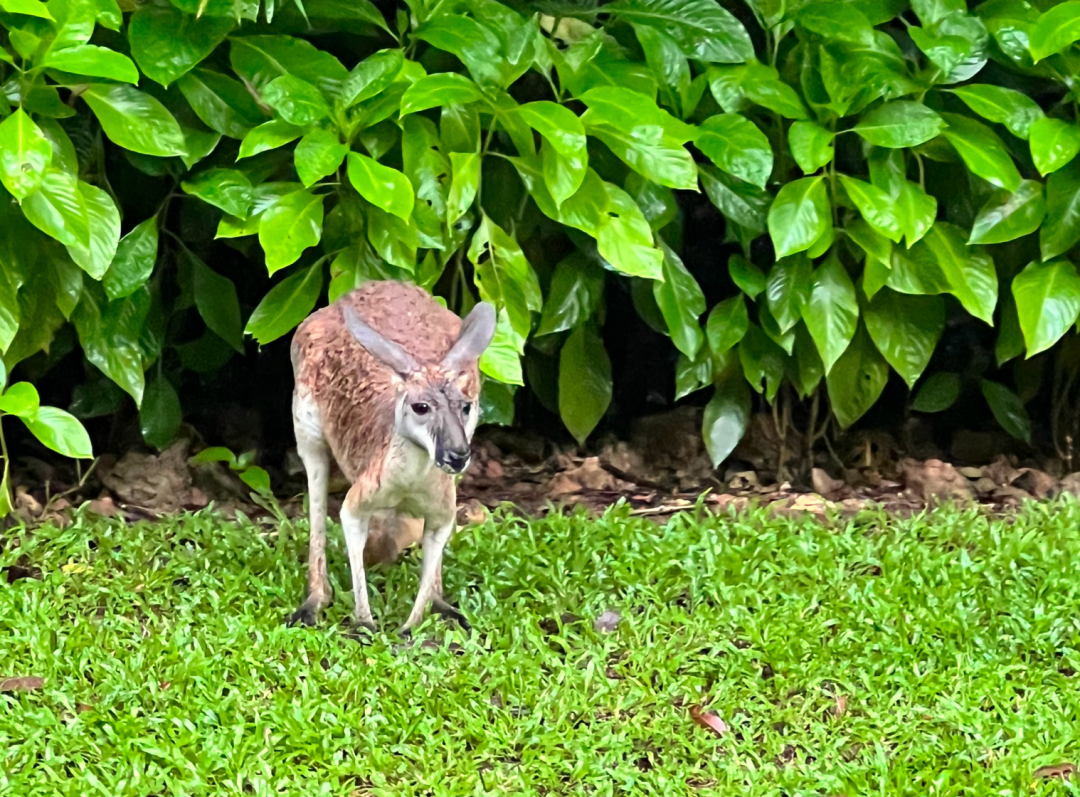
292,282,479,563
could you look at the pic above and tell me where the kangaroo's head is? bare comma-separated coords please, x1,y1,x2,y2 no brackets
343,300,497,474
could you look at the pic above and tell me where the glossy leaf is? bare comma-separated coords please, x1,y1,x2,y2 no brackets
67,182,121,280
22,170,89,248
839,175,902,242
140,373,182,450
706,294,748,354
339,49,403,110
258,189,325,274
1012,259,1080,356
703,374,750,467
949,84,1044,139
653,242,706,358
400,73,484,115
940,112,1022,191
558,325,612,445
923,222,998,325
72,286,147,405
765,256,811,334
262,75,329,126
1029,1,1080,61
804,256,858,374
347,152,413,220
788,121,833,174
238,120,304,159
1029,117,1080,176
536,252,604,336
864,289,945,388
21,407,92,459
767,176,829,259
245,263,323,344
130,5,233,87
981,379,1031,442
104,217,158,300
177,68,266,139
0,109,51,200
182,169,254,217
1042,159,1080,260
728,255,766,299
695,114,772,188
854,101,945,148
968,180,1045,245
43,45,139,83
911,372,962,413
191,253,244,353
597,184,664,279
82,85,187,158
447,151,480,224
605,0,754,63
294,129,348,188
826,324,889,428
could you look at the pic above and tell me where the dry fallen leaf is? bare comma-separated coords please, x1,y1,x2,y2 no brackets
832,695,848,718
689,705,727,737
0,676,44,692
1034,763,1076,781
593,610,621,633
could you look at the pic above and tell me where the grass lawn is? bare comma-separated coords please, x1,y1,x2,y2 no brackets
3,499,1080,796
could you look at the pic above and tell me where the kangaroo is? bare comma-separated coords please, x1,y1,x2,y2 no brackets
287,280,496,634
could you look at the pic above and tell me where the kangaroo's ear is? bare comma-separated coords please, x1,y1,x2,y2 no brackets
343,305,419,376
442,302,496,372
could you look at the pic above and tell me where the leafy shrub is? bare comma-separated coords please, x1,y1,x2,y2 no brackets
3,0,1080,468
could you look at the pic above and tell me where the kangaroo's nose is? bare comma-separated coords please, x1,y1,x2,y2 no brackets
442,448,470,474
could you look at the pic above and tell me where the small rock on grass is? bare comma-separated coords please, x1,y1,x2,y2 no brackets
900,458,974,503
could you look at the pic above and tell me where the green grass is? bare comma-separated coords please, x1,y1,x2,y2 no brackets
4,500,1080,796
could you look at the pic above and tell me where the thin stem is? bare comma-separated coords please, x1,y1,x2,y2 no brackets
475,116,499,210
0,415,10,515
914,151,926,189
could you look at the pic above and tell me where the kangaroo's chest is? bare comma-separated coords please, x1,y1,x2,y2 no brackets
375,437,448,516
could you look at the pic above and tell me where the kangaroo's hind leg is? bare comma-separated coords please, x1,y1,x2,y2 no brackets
287,390,334,627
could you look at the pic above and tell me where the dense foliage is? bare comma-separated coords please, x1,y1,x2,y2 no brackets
5,0,1080,471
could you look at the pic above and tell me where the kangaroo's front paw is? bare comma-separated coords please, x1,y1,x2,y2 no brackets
432,596,471,633
286,598,323,628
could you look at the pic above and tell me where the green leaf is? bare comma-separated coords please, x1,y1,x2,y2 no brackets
695,113,772,188
21,407,92,459
653,242,706,358
245,263,323,345
536,251,604,336
262,75,329,127
130,5,233,87
42,44,139,83
923,222,998,325
177,68,266,139
517,101,588,205
911,372,961,412
294,128,347,188
66,181,121,280
839,175,902,243
981,379,1031,442
604,0,754,63
258,189,325,274
1029,117,1080,176
140,372,182,450
347,153,413,221
238,120,303,159
706,294,748,354
468,214,540,338
580,86,696,142
104,217,158,300
587,123,697,190
788,121,834,174
182,169,254,217
864,288,944,388
190,252,244,353
738,322,786,400
338,48,403,110
702,374,750,467
192,446,237,465
558,325,612,445
596,183,664,279
969,180,1046,245
767,176,829,259
735,62,809,120
1029,0,1080,61
854,101,945,148
700,166,770,239
72,286,147,405
765,256,811,334
1042,159,1080,261
804,255,858,374
728,254,766,299
675,346,712,400
0,382,40,417
82,84,187,158
0,109,51,200
939,112,1022,191
229,35,347,97
22,169,89,248
239,466,271,494
366,206,417,270
415,15,505,88
826,324,889,428
1012,259,1080,356
447,151,480,224
36,118,77,175
949,84,1044,139
479,309,525,386
0,0,52,19
400,73,484,116
795,1,876,43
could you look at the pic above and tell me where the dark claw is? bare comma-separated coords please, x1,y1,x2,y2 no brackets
433,598,471,633
345,620,377,644
287,606,319,628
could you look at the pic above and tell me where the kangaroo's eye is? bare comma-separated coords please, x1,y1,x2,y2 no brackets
411,403,430,415
462,404,472,416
